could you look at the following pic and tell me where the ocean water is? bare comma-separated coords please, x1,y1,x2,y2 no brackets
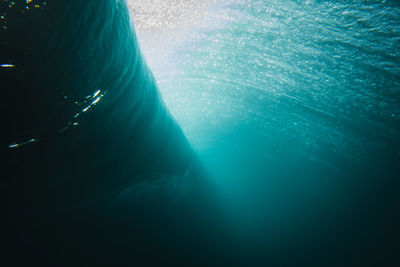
1,0,400,266
132,0,400,265
1,1,224,266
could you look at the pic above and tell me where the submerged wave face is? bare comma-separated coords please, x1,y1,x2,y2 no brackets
133,0,400,265
1,0,198,205
1,1,229,266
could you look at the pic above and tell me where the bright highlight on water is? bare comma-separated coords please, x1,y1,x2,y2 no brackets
1,63,15,68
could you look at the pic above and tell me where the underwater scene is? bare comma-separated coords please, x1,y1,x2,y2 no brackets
1,0,400,266
132,0,400,265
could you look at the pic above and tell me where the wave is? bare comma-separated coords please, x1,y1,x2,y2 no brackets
0,1,229,266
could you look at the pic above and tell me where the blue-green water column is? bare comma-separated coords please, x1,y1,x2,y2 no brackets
150,0,400,265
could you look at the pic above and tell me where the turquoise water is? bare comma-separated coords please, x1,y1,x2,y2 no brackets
2,0,400,265
137,0,400,264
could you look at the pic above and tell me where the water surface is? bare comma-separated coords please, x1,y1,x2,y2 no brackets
131,0,400,264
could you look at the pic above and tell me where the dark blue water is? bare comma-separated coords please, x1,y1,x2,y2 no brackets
1,0,400,266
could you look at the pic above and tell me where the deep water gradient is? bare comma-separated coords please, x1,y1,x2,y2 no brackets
1,0,400,266
133,0,400,265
